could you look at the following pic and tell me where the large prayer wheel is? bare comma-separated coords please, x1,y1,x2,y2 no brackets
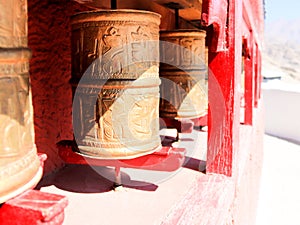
0,0,41,203
159,30,207,119
71,10,162,159
0,49,41,203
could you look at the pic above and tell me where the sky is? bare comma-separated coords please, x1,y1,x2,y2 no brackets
264,0,300,43
265,0,300,24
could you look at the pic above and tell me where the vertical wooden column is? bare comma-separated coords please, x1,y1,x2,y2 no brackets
254,43,259,107
206,0,242,176
244,35,254,125
257,49,262,99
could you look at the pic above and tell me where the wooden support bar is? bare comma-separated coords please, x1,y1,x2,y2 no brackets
111,0,117,9
57,141,186,172
254,43,259,108
73,0,202,22
206,0,242,176
114,167,122,186
258,49,262,99
175,8,180,29
244,35,254,125
154,0,203,21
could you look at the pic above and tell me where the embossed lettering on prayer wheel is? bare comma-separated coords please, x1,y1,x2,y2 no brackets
160,30,207,119
71,10,161,159
0,49,41,203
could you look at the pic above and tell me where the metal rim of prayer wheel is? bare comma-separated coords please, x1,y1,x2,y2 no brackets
0,48,42,203
159,29,208,119
71,10,162,159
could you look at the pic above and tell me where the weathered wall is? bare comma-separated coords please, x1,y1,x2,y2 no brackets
232,103,264,225
28,0,89,174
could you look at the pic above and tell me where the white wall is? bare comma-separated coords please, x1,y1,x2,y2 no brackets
262,81,300,143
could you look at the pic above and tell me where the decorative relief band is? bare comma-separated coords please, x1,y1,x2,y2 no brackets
0,148,38,180
0,61,30,75
160,30,206,71
0,148,40,203
72,23,160,80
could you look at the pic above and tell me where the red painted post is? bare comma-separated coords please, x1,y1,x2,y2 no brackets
206,0,242,176
258,50,262,99
254,43,259,107
244,35,254,125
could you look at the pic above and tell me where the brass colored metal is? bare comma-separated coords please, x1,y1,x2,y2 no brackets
159,29,207,119
71,10,162,159
0,0,28,47
0,48,41,203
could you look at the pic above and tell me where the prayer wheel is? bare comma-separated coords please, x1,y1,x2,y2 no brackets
159,30,207,119
71,10,162,159
0,49,41,203
0,0,41,203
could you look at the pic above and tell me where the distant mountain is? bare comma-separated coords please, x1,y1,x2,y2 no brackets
263,19,300,83
265,19,300,44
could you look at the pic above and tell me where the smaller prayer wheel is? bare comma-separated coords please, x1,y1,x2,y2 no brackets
71,10,162,159
159,29,207,119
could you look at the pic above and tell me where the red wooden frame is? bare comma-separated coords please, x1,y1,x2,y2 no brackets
203,0,242,176
203,0,263,176
243,35,255,125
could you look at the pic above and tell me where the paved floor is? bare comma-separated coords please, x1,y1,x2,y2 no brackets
37,132,300,224
37,130,208,225
256,134,300,225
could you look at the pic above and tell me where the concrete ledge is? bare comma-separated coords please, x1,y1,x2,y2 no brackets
263,81,300,143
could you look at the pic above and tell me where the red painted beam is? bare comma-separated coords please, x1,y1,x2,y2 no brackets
258,50,262,99
254,43,259,108
206,0,242,176
243,35,254,125
58,142,186,172
0,190,68,225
